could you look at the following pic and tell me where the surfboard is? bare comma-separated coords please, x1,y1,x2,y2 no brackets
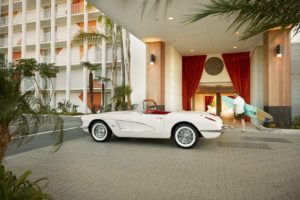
222,96,273,122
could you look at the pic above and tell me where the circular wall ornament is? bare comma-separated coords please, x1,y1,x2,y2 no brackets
204,57,224,75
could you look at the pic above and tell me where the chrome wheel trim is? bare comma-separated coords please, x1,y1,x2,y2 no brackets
175,126,196,148
92,123,108,141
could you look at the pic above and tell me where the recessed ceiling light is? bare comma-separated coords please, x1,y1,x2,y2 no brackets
168,17,174,20
181,36,186,40
235,31,240,35
190,49,194,52
233,46,237,49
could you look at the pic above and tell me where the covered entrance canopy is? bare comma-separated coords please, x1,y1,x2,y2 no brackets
87,0,262,55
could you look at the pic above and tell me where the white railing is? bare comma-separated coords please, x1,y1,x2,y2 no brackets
42,32,51,42
0,16,8,26
43,9,51,19
0,38,8,47
72,3,84,14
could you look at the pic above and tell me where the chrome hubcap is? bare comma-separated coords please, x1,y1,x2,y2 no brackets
177,128,194,145
93,124,107,140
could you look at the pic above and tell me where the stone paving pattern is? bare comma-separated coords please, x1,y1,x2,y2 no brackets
5,131,300,200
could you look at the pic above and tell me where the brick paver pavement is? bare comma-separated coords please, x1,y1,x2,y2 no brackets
5,130,300,200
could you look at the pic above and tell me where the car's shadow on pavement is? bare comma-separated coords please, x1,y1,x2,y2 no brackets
86,135,211,150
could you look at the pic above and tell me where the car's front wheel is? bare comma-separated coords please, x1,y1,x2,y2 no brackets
173,124,199,148
90,121,112,142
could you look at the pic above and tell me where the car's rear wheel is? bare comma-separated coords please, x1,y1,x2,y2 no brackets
90,121,111,142
173,124,198,148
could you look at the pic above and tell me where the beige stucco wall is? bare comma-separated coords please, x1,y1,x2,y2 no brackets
250,46,264,110
291,43,300,119
165,45,182,111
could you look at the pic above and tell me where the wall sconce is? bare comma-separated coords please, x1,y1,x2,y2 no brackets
150,54,155,65
276,44,283,58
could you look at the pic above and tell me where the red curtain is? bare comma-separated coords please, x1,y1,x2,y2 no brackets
222,52,250,121
182,55,207,110
205,96,214,111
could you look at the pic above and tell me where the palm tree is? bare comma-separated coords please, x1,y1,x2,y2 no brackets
81,61,100,113
140,0,299,39
16,59,59,107
113,85,132,111
0,61,64,162
96,76,110,111
111,23,118,111
123,29,132,109
185,0,300,40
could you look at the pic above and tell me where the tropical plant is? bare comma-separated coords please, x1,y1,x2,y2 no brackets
0,61,64,162
96,76,110,110
57,100,72,113
0,165,53,199
16,59,59,107
81,62,100,113
185,0,300,40
113,85,132,111
291,116,300,129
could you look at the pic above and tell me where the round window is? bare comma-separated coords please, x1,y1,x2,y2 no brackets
204,57,224,75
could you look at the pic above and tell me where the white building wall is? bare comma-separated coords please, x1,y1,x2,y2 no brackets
130,34,146,105
250,46,264,110
165,45,182,111
291,43,300,119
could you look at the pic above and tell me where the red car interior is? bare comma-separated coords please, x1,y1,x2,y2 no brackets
144,110,170,115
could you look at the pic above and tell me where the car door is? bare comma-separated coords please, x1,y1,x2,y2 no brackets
129,112,165,138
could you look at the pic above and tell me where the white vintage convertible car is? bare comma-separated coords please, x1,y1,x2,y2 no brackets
81,99,224,148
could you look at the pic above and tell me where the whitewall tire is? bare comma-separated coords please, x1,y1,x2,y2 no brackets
90,121,112,142
173,124,199,148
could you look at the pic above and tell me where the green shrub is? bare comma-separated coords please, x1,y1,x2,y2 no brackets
291,116,300,129
0,165,53,200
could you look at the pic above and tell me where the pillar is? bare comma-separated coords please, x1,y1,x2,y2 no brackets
263,29,291,128
21,0,27,58
65,0,71,101
146,41,165,107
82,0,88,113
7,0,13,63
50,0,56,107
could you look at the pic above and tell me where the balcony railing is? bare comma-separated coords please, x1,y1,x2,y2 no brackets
43,10,51,19
0,16,8,26
0,38,8,47
72,3,84,14
1,0,21,5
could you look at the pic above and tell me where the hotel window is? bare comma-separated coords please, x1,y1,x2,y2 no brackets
43,5,51,19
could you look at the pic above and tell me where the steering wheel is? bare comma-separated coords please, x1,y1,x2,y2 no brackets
143,99,158,112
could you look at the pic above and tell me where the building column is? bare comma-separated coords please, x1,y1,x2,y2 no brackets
35,0,41,98
7,0,13,63
21,0,27,58
35,0,40,63
82,0,88,113
263,29,291,128
50,0,56,107
101,14,106,107
21,0,27,93
65,0,71,101
146,41,165,107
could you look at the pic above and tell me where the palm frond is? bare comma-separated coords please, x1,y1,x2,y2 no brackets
80,61,100,71
72,31,106,44
140,0,173,18
185,0,300,40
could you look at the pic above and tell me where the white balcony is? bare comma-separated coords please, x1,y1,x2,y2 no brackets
0,38,8,47
0,16,8,26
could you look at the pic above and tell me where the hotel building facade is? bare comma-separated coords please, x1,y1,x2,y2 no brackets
0,0,146,113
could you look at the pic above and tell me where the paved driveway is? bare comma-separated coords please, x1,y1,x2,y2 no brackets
5,130,300,200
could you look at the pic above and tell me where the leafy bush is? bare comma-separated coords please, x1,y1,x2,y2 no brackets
0,165,53,200
57,100,72,113
291,116,300,129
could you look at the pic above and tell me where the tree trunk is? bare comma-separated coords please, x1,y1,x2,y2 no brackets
120,27,126,103
102,83,105,111
89,71,95,113
0,125,11,163
111,23,118,111
125,30,132,108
